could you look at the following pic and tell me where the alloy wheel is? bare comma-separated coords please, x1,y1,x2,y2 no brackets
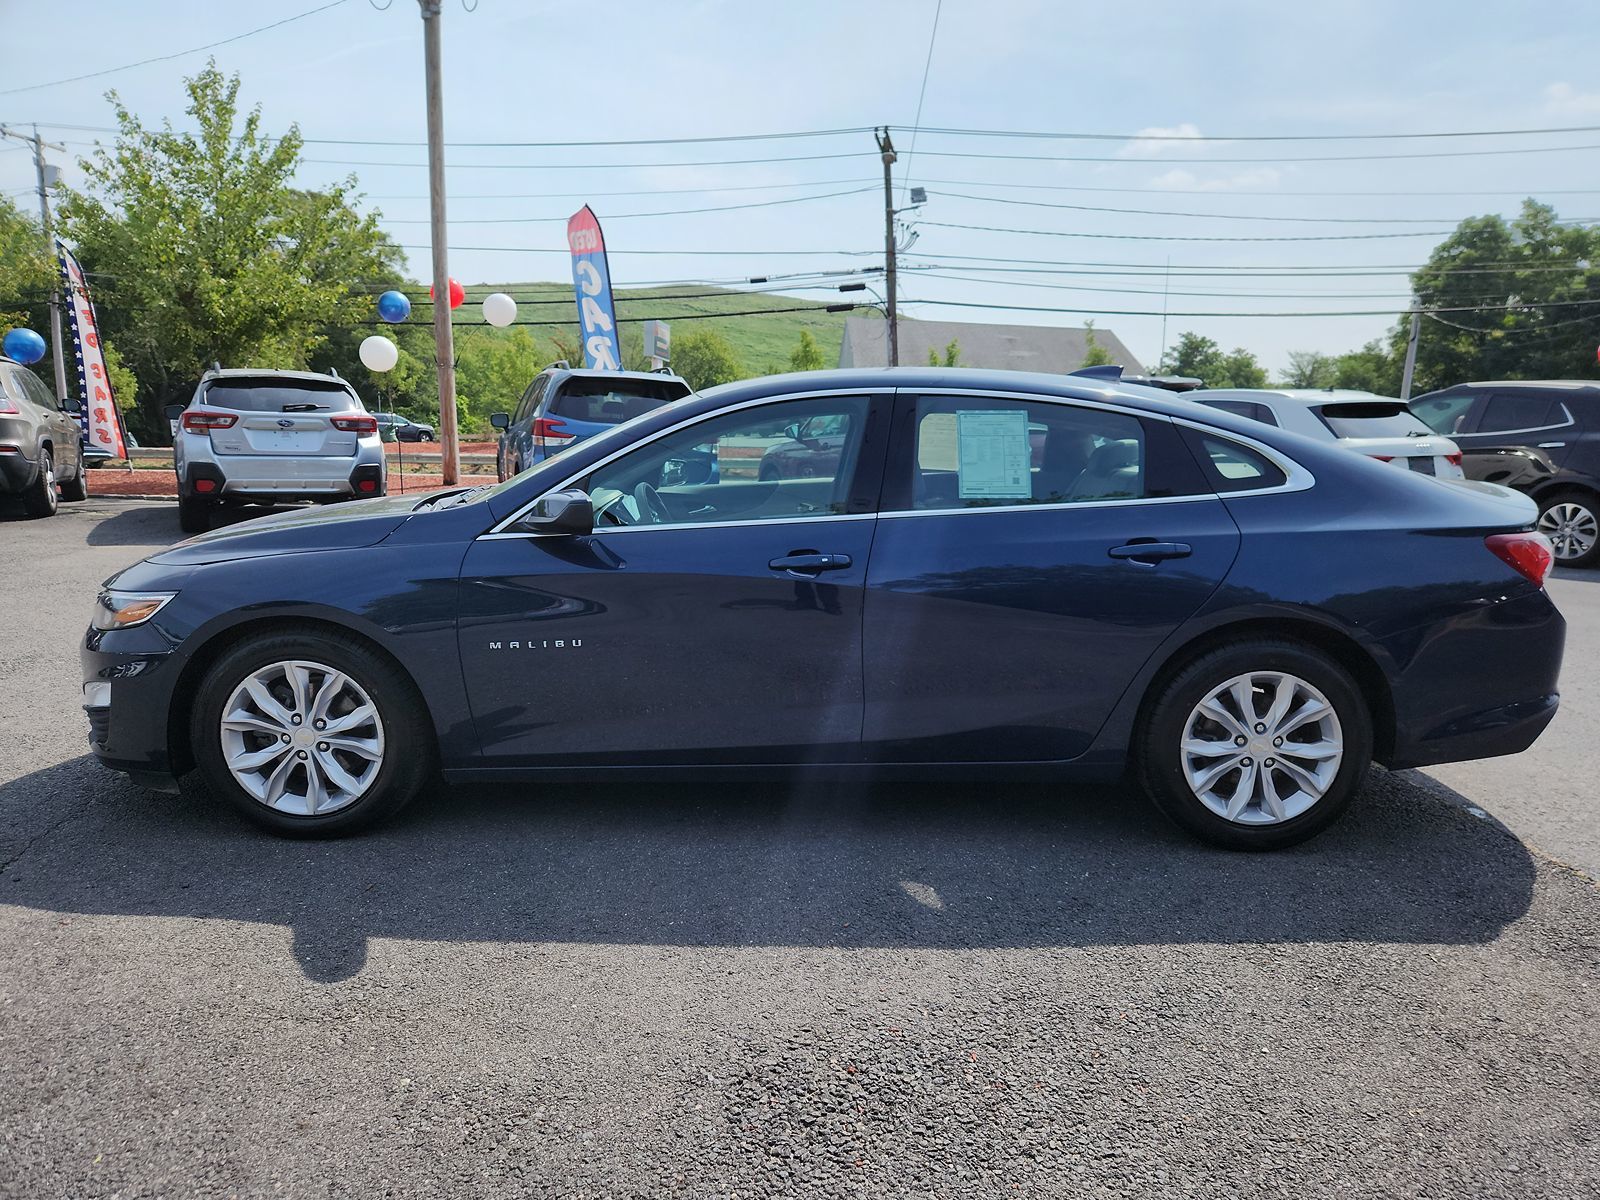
218,659,385,816
1180,671,1344,826
1537,502,1598,562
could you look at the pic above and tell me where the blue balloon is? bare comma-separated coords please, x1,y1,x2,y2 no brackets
377,290,412,323
2,328,46,365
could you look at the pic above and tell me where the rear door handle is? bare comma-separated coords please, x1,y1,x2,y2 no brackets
769,552,852,576
1108,541,1192,563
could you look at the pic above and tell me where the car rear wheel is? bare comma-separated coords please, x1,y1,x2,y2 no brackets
1136,639,1372,850
191,630,435,837
1536,491,1600,568
178,492,213,533
59,459,89,501
21,449,58,518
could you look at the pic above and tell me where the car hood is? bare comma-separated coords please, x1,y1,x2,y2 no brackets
146,494,424,565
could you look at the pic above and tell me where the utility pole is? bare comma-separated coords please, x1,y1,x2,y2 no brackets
418,0,459,485
0,124,68,402
1399,307,1422,400
876,127,898,367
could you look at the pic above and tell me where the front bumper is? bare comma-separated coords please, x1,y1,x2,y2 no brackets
81,623,186,787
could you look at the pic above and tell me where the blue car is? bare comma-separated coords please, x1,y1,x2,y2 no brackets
82,368,1564,849
490,363,691,480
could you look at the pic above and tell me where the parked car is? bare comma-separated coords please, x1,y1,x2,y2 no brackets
164,368,385,534
1409,380,1600,567
83,428,138,469
0,353,87,517
372,411,435,442
84,368,1562,851
491,363,691,480
1190,389,1466,480
757,412,851,480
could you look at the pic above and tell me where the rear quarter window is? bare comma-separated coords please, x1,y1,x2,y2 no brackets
1312,402,1433,439
1187,433,1289,493
200,380,360,413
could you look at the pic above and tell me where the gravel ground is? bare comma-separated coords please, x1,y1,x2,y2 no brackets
1,498,1597,1199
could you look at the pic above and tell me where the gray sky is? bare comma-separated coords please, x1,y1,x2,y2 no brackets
4,0,1598,374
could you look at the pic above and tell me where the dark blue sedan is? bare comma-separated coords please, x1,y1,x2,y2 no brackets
81,368,1564,849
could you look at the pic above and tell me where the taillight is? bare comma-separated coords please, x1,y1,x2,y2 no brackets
1368,454,1394,462
0,396,16,415
1445,452,1463,467
1486,532,1555,587
332,414,378,435
181,410,238,432
532,417,573,447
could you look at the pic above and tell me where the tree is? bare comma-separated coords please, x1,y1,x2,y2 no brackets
1159,332,1268,388
453,327,542,434
1280,350,1338,389
671,328,743,391
1332,340,1399,394
1396,200,1600,392
787,329,826,372
1079,320,1115,368
927,338,961,367
59,64,404,436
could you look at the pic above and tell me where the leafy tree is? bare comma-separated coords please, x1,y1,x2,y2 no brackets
59,64,404,436
788,329,826,372
1079,320,1115,368
0,196,52,334
1396,200,1600,391
926,338,961,367
1159,332,1267,388
1280,350,1338,389
671,328,744,391
1332,340,1399,394
453,327,542,434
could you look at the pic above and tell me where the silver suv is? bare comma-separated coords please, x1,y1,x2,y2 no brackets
166,369,386,533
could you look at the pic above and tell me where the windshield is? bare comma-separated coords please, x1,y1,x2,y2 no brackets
1313,402,1434,440
475,395,690,503
200,379,360,413
548,376,691,425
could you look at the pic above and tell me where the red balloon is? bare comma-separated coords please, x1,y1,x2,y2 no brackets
430,278,465,309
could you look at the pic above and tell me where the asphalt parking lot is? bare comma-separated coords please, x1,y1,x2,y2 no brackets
2,497,1597,1198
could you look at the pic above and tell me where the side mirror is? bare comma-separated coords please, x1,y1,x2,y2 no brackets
164,404,185,421
516,488,593,536
782,422,801,441
61,396,82,414
489,412,511,430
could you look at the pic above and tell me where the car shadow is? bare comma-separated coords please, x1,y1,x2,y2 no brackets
83,500,301,546
1551,566,1600,585
0,757,1535,984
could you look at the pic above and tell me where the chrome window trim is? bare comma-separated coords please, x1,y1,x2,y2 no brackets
486,387,896,537
1458,401,1576,439
483,384,1314,539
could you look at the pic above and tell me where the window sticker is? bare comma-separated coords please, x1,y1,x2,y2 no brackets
956,409,1032,498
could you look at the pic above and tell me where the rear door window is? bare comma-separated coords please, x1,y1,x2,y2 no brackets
1475,393,1570,434
1312,402,1433,439
547,377,691,426
200,380,359,413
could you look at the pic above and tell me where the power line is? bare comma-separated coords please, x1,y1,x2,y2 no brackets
909,141,1600,165
900,296,1600,319
911,177,1600,200
901,268,1540,303
367,302,865,328
377,185,876,224
0,1,351,97
303,151,868,170
899,0,944,206
922,219,1455,242
898,122,1600,143
910,252,1595,275
398,244,878,257
361,177,879,200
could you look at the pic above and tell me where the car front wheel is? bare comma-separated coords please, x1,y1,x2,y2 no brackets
191,630,435,836
1136,639,1373,850
1536,491,1600,568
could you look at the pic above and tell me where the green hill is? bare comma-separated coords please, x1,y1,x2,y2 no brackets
456,282,854,374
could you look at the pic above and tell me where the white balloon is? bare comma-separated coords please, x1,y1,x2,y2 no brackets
482,292,517,328
359,335,399,372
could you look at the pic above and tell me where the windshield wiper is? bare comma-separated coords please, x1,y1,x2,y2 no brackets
280,403,328,412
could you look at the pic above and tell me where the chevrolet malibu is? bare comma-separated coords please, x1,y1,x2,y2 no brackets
82,368,1564,850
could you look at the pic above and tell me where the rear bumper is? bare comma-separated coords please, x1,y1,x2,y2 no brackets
181,455,385,500
0,449,39,493
1384,587,1566,769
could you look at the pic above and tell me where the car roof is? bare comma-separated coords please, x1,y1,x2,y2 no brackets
201,368,356,386
1194,388,1396,406
549,367,689,384
1419,380,1600,392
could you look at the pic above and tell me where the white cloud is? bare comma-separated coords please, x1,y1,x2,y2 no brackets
1118,123,1212,159
1148,167,1282,192
1544,82,1600,115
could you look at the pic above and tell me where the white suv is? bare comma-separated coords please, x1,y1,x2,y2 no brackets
166,369,386,533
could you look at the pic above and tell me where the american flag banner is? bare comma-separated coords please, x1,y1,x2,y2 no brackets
56,239,129,460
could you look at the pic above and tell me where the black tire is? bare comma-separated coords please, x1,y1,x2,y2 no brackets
1135,639,1373,851
1536,489,1600,569
190,628,436,837
757,461,779,482
59,459,89,502
421,432,435,442
178,492,213,533
20,448,58,518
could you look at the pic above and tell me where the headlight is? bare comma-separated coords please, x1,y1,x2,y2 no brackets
91,590,177,631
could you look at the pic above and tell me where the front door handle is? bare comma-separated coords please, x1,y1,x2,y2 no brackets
769,551,852,576
1108,541,1192,564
